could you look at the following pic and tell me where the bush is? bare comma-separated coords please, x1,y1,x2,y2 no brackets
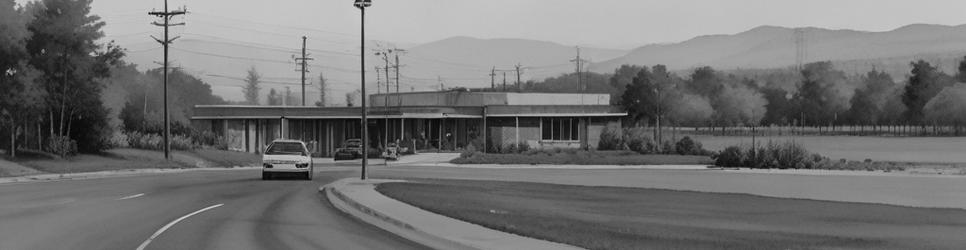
622,128,655,154
674,136,710,155
714,146,745,168
598,124,623,150
46,135,78,158
714,141,904,172
126,131,199,151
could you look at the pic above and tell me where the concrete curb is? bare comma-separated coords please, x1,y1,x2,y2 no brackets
323,181,472,250
322,178,583,250
400,162,714,170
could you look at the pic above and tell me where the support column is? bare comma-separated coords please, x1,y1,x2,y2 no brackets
482,107,487,153
515,116,520,146
244,119,250,152
280,117,288,139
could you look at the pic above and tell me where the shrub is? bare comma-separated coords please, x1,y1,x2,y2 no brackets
598,124,623,150
660,140,674,154
46,135,78,158
674,136,710,155
715,141,903,172
622,128,654,154
517,142,530,153
714,146,745,168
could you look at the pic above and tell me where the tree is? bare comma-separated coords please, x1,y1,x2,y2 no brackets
26,0,125,153
608,65,644,104
315,72,327,107
794,62,850,126
619,65,683,126
712,84,767,126
956,56,966,83
848,70,897,126
266,88,281,105
0,0,38,157
345,91,356,107
760,84,792,126
243,66,261,105
685,66,724,98
923,83,966,133
669,93,713,127
902,60,954,124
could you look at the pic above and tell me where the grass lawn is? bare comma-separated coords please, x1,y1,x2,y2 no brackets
5,148,260,176
452,150,713,165
378,179,966,250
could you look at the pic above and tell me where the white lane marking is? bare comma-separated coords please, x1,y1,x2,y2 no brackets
135,204,224,250
117,193,145,200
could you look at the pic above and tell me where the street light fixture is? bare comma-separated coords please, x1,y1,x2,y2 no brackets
355,0,371,180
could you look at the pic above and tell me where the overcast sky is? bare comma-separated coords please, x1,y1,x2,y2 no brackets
68,0,966,49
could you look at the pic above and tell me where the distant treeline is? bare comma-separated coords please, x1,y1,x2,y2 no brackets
484,58,966,136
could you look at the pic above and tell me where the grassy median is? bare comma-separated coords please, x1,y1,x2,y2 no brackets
378,179,966,250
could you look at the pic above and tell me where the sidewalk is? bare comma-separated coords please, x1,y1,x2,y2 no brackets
322,178,582,250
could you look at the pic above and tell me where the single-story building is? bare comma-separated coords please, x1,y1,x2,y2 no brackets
191,91,626,157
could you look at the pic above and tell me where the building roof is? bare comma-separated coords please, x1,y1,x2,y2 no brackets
192,103,625,120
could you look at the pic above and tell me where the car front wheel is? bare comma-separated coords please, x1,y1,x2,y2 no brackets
262,172,270,180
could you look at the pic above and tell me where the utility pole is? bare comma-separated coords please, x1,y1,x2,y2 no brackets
294,36,313,106
149,0,186,160
380,51,390,148
393,49,405,106
502,72,507,91
438,76,443,91
490,66,496,90
570,46,588,92
375,67,382,94
515,63,522,91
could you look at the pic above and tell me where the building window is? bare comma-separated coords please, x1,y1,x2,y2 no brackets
541,118,579,141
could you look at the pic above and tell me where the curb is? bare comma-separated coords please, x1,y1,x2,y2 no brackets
322,182,472,250
322,178,582,250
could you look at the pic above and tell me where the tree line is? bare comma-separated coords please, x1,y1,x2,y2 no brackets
509,58,966,136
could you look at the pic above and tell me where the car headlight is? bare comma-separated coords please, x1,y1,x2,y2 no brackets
296,163,309,168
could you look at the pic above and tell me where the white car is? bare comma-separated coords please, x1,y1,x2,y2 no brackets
262,139,314,180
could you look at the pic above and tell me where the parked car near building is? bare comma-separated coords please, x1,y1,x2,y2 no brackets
262,139,314,180
334,139,363,161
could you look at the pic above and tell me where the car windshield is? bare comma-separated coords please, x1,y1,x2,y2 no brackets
266,142,305,155
345,140,362,147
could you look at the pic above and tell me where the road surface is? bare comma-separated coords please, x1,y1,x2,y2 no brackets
0,167,427,250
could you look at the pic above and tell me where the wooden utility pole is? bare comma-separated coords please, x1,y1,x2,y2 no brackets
294,36,313,106
490,66,496,90
515,63,522,90
149,0,186,160
502,72,507,91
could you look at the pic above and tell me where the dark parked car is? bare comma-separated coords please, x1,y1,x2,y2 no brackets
334,139,363,161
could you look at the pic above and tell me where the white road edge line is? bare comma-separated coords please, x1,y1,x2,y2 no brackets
117,193,145,200
135,204,224,250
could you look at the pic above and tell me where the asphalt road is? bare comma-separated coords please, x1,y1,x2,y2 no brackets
0,167,427,250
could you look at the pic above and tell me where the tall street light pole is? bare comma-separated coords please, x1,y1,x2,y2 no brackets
354,0,371,180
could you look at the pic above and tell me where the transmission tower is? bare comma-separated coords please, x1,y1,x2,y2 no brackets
570,46,589,92
794,28,807,71
148,0,186,160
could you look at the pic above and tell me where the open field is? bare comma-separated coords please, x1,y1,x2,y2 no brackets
379,179,966,250
687,135,966,164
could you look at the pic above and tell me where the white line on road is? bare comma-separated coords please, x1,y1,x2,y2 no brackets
135,203,224,250
117,193,145,200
